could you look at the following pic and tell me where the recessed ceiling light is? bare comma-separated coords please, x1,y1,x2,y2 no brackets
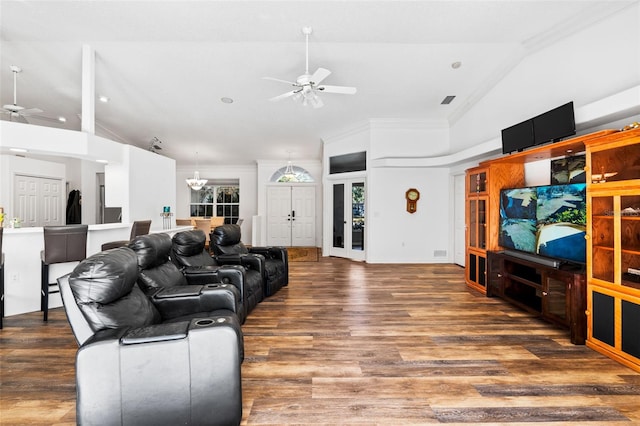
221,97,234,104
58,116,67,123
98,95,110,103
451,61,462,69
96,159,109,164
10,148,28,153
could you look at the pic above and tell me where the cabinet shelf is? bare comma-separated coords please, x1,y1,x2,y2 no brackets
488,251,586,344
586,127,640,372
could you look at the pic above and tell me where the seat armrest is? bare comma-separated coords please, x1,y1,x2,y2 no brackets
249,246,286,260
183,265,221,285
239,253,266,276
154,285,204,298
121,322,189,344
151,285,240,319
215,253,244,265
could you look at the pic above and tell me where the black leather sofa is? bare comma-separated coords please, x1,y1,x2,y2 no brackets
171,229,263,320
210,224,288,297
58,247,243,426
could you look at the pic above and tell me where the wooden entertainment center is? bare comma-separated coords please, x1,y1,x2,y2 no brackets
466,127,640,370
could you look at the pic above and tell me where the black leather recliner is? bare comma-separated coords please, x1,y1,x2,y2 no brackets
210,224,288,297
58,247,243,426
128,233,246,323
171,230,263,319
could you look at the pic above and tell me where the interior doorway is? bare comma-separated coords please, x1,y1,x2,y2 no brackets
330,179,365,261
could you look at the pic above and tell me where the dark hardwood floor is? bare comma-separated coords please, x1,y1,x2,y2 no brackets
1,257,639,424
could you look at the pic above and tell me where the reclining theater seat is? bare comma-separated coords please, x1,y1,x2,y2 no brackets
211,224,288,297
171,229,263,319
128,232,246,323
58,247,243,426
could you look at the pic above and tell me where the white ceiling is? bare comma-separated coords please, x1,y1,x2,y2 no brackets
0,1,634,167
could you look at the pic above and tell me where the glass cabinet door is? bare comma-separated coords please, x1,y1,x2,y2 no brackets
590,196,615,283
621,195,640,289
468,171,487,193
469,199,477,248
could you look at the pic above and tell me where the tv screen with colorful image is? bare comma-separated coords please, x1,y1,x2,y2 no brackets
499,183,587,264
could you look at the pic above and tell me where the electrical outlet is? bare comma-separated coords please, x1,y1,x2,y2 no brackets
11,273,19,282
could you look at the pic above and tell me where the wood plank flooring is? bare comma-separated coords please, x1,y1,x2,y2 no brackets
2,257,640,424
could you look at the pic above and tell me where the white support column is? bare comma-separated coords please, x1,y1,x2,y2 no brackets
81,44,95,134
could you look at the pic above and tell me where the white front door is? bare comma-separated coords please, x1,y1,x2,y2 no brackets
14,174,64,227
267,185,316,246
329,179,366,261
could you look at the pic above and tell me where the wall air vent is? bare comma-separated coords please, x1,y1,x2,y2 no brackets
441,95,456,105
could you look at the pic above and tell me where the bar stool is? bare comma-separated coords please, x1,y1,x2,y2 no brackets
101,220,151,251
41,225,88,321
0,227,4,329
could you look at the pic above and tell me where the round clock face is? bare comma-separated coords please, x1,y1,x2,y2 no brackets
407,190,419,201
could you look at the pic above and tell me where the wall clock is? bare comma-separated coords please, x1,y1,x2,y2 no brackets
405,188,420,213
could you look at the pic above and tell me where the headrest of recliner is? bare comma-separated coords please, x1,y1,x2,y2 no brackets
172,230,206,257
211,224,241,246
69,247,138,305
129,233,172,269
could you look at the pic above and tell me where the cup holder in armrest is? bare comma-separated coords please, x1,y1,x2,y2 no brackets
194,317,228,327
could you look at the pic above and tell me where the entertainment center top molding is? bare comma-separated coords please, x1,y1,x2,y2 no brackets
482,129,617,166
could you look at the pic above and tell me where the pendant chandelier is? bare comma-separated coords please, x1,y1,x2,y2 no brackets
283,151,297,179
186,152,207,191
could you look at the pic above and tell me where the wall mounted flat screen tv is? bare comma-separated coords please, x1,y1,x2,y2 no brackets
501,119,535,154
533,101,576,145
499,182,587,264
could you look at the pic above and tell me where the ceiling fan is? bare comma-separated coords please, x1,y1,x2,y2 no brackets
2,65,45,123
264,27,356,108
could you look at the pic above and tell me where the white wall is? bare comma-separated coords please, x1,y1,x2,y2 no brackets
366,167,451,263
449,4,640,153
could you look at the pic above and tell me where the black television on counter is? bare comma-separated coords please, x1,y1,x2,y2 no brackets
498,182,587,265
501,119,535,154
533,101,576,145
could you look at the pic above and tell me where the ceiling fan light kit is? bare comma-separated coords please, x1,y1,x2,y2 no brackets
264,26,356,108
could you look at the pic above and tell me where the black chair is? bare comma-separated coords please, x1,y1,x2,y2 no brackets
41,224,88,321
0,227,4,329
171,230,263,320
211,224,288,297
128,233,245,323
101,219,152,251
58,247,243,426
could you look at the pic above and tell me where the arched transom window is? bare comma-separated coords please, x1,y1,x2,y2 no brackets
270,165,315,183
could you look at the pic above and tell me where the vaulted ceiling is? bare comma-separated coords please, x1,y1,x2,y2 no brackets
0,1,633,167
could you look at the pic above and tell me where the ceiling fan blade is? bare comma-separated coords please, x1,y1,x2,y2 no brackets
318,85,357,95
311,67,331,85
269,90,298,102
18,107,44,116
263,76,297,86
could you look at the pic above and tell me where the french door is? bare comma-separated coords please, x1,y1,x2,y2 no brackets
267,185,316,246
330,179,365,261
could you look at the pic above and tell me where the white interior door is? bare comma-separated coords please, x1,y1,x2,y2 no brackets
267,185,316,246
454,173,466,266
14,174,64,227
329,179,365,261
